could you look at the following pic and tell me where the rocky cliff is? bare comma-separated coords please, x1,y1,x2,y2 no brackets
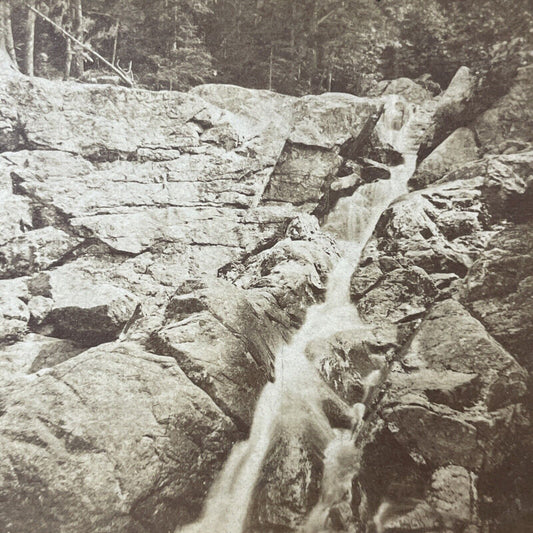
0,63,531,533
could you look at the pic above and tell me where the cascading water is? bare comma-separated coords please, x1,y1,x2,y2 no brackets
179,95,419,533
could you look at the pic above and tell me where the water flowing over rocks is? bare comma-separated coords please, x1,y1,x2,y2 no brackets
0,61,532,533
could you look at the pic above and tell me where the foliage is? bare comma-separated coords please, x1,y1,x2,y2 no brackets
3,0,532,95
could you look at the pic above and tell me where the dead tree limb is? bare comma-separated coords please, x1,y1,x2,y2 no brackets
25,3,134,87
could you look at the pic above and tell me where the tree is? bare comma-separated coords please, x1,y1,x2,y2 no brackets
24,1,36,75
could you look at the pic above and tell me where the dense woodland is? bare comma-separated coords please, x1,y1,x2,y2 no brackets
0,0,532,96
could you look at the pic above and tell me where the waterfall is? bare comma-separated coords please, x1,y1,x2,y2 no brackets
178,96,419,533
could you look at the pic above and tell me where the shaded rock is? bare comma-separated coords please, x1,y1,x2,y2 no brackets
368,77,433,105
360,160,391,182
462,221,533,370
357,131,404,167
409,127,479,189
474,64,533,154
151,280,288,427
150,310,267,429
357,429,431,528
0,333,84,386
0,227,81,279
350,261,384,301
28,264,139,346
354,266,438,326
428,466,478,527
0,343,238,533
248,428,325,532
262,144,342,205
382,400,482,469
417,66,476,160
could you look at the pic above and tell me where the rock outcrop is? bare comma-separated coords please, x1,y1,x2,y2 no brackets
349,142,533,532
1,61,531,533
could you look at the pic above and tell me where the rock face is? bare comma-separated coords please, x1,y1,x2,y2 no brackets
1,62,531,533
0,65,431,533
0,344,239,533
349,144,533,532
474,64,533,154
409,127,478,189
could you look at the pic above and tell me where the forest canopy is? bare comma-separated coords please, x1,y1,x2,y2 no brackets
1,0,532,96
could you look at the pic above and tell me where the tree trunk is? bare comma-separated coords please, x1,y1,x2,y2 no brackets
0,1,9,66
4,1,16,66
111,20,119,66
72,0,84,77
64,38,72,79
268,45,273,90
308,0,319,91
24,4,36,76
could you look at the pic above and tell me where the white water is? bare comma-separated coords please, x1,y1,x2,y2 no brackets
179,96,418,533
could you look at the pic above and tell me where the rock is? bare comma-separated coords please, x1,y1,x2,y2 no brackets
289,93,381,149
329,173,361,193
474,64,533,154
28,263,139,346
248,428,324,532
417,66,476,160
262,144,342,205
191,83,295,164
151,309,268,429
429,466,478,527
353,266,438,325
4,75,207,157
0,227,81,278
398,299,527,412
462,221,533,370
0,192,33,244
360,154,530,283
305,326,395,406
151,280,287,427
0,284,29,342
343,129,404,167
409,127,479,189
0,343,238,533
285,213,321,240
0,333,84,386
228,232,339,328
0,82,20,150
368,77,433,104
360,160,391,182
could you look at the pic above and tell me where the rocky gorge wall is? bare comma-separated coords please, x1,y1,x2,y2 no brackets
0,61,531,533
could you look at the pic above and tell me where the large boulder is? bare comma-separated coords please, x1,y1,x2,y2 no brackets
409,127,479,189
416,66,477,160
462,221,533,371
0,343,238,533
474,64,533,154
